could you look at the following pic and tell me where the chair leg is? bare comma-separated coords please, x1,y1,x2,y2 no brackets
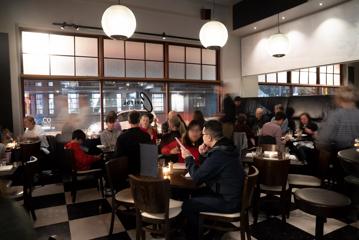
240,217,246,240
71,175,77,203
245,213,251,240
198,215,203,239
99,176,104,199
109,200,116,235
286,189,292,219
136,210,143,240
252,189,260,224
164,220,170,240
280,192,286,223
315,216,325,240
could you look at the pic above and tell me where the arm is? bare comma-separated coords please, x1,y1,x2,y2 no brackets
160,140,178,155
73,145,99,168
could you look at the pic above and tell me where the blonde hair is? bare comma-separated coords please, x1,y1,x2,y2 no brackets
335,85,359,103
24,115,35,125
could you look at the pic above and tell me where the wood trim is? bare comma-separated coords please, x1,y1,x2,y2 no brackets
258,82,341,88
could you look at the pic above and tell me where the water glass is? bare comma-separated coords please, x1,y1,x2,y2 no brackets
255,147,262,157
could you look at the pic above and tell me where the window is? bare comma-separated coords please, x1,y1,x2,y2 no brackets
35,94,43,114
257,72,288,84
116,94,122,112
171,94,184,112
90,93,101,113
152,94,164,112
48,94,54,114
320,64,341,86
68,93,79,114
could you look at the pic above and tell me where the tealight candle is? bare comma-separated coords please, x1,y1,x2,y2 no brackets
162,166,170,176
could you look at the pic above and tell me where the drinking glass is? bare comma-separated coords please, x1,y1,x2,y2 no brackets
354,138,359,149
255,147,262,157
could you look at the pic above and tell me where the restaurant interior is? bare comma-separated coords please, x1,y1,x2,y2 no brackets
1,0,359,239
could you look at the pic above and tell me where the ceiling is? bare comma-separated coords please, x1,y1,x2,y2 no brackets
233,0,350,36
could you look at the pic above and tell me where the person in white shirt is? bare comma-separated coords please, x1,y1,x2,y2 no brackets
23,116,49,153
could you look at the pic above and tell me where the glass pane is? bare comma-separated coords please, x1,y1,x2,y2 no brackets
258,75,265,83
186,47,201,63
75,57,98,76
300,71,308,84
171,94,184,112
320,73,326,85
50,56,74,76
292,86,318,96
327,65,334,73
334,64,340,74
202,49,216,65
103,81,167,125
202,65,216,80
169,83,219,122
319,66,327,73
334,74,340,86
309,72,317,85
186,64,201,80
23,80,101,136
169,45,185,62
49,34,74,55
23,54,49,75
104,39,124,58
22,31,49,54
169,63,185,79
75,37,98,57
145,43,163,61
146,61,163,78
327,74,334,85
125,41,144,59
258,85,291,97
266,73,276,83
104,59,125,77
277,72,287,83
126,60,145,77
291,71,299,84
309,67,317,73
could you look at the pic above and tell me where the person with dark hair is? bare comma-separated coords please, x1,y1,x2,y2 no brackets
234,113,255,148
299,113,318,140
65,129,102,171
180,120,244,239
221,94,236,139
234,96,245,117
270,104,289,133
192,110,205,128
115,110,151,174
262,111,287,147
100,112,121,150
160,116,182,155
286,107,296,133
140,113,158,143
178,120,203,165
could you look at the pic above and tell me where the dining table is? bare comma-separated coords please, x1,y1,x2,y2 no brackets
158,163,198,190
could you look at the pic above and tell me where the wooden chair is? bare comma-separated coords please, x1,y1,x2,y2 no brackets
20,141,41,163
259,144,278,152
258,135,276,145
199,166,259,240
105,157,134,235
64,149,104,203
253,157,290,223
129,175,182,240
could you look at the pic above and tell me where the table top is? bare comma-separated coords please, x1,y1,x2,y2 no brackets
337,148,359,163
244,152,304,166
159,168,197,190
0,164,18,178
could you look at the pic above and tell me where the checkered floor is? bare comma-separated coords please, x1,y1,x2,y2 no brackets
23,178,359,240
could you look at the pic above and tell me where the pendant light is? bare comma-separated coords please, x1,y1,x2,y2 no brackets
267,14,289,58
101,1,136,40
199,0,228,49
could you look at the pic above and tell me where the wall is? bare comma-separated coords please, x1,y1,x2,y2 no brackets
0,0,242,135
241,0,359,77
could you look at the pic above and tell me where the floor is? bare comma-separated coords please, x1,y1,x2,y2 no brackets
24,178,359,240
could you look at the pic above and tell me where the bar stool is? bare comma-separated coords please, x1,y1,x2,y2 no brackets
294,188,351,240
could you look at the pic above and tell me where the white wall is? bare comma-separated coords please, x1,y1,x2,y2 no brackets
241,0,359,77
0,0,242,135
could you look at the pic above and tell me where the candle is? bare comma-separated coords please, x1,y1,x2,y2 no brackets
162,166,170,176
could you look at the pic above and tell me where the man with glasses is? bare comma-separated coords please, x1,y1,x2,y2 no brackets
180,120,244,239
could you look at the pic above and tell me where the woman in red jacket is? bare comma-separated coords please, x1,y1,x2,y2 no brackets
65,129,102,171
178,120,203,165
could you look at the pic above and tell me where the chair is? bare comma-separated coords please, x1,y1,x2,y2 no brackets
129,175,182,240
64,149,104,203
233,132,248,161
20,141,41,163
253,157,290,223
259,144,277,152
6,156,39,220
199,166,259,240
258,135,276,145
105,157,134,235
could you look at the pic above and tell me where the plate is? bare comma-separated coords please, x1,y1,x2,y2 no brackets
173,163,186,170
96,145,106,149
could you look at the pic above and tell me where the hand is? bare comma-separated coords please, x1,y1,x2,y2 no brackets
180,146,192,159
169,147,179,154
199,143,209,155
304,128,313,135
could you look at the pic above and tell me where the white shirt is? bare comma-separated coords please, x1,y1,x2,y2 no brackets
23,125,49,148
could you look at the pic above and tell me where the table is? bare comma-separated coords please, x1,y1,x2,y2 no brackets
159,168,197,190
244,152,304,166
0,164,18,178
337,148,359,178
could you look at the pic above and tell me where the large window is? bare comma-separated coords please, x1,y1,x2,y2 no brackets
258,64,341,97
21,30,220,134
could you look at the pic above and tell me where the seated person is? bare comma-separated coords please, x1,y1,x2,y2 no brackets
115,111,151,174
178,120,203,165
261,111,287,148
100,113,121,150
234,113,255,148
159,116,181,156
270,104,288,134
180,120,245,240
65,129,102,171
250,107,270,135
139,114,158,143
23,115,49,153
298,112,318,140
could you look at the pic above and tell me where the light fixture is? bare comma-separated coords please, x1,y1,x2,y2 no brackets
319,2,323,6
162,32,166,40
199,0,228,49
101,1,137,40
281,16,286,20
253,26,257,30
60,22,66,30
267,14,290,58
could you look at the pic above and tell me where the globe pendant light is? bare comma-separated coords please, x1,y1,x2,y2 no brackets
199,0,228,49
101,1,136,40
267,14,289,58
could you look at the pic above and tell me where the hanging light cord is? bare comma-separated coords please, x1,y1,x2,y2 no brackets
212,0,215,20
277,13,281,33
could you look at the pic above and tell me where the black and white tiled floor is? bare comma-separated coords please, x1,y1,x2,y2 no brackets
21,179,359,240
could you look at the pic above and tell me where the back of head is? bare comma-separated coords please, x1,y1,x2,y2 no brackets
72,129,86,141
203,120,223,140
335,85,359,104
105,113,117,123
237,113,247,125
274,111,286,121
274,104,284,113
128,110,141,125
169,116,181,130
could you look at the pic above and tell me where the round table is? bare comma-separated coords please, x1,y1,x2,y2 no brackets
159,168,197,190
337,148,359,178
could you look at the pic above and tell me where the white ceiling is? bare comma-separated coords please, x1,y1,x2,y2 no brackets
233,0,350,36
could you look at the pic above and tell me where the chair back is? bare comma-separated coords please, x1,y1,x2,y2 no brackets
233,132,248,151
105,157,129,193
20,141,41,163
259,144,278,152
254,157,289,190
258,135,276,145
129,175,170,215
23,156,39,190
63,148,76,173
241,166,259,211
140,144,158,177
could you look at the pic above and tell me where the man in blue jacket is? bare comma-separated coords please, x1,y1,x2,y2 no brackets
180,120,245,239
